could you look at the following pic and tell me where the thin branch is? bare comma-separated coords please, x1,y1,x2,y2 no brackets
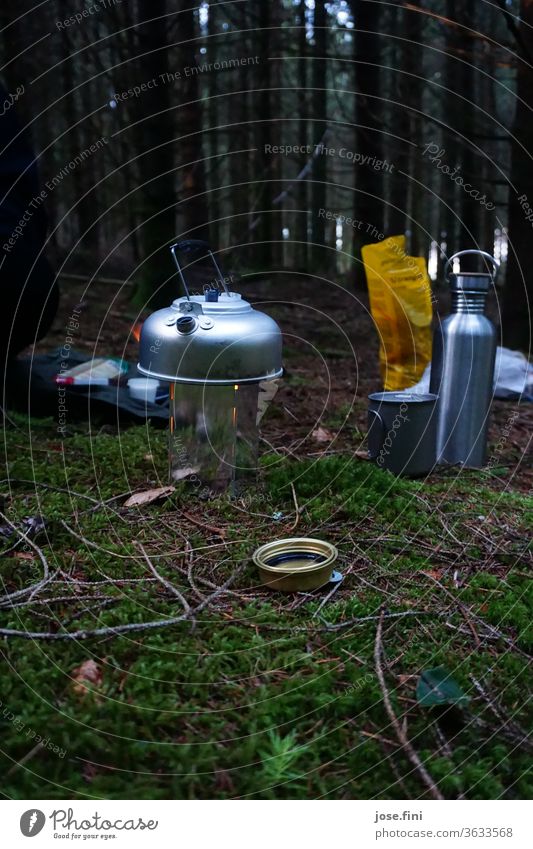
60,519,137,560
60,598,119,629
312,578,342,617
173,563,252,603
6,593,109,610
0,511,51,606
0,478,128,510
6,741,44,777
289,482,301,531
470,675,533,752
52,575,158,587
494,0,533,64
0,562,247,640
321,608,446,632
374,609,444,801
137,542,190,614
423,573,532,661
182,511,226,538
271,129,331,206
185,544,206,603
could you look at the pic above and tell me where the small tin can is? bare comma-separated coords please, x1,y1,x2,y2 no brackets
254,537,338,591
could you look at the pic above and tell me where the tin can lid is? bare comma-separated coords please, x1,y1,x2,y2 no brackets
253,537,338,575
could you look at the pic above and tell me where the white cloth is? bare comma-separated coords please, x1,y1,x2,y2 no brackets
407,347,533,400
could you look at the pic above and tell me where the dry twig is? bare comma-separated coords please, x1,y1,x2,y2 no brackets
312,579,342,617
0,562,247,640
424,572,531,660
374,608,444,800
182,511,226,538
289,482,301,531
137,542,190,614
322,608,446,632
0,510,51,606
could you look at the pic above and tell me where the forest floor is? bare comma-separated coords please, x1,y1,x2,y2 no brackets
0,273,531,800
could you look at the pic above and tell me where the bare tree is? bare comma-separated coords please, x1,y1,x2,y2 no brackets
177,3,209,242
348,0,385,272
310,0,327,262
295,0,310,269
501,0,533,349
132,0,178,306
387,3,423,244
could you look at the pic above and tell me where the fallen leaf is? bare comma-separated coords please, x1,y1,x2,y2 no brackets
71,659,103,698
312,426,333,443
143,453,154,462
14,552,35,561
124,486,175,507
354,449,370,460
416,666,470,708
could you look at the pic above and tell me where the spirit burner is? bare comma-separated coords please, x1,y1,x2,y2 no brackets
138,241,283,495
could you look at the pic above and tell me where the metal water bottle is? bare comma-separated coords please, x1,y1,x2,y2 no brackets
430,250,498,468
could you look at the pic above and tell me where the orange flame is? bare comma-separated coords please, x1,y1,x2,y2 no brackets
132,321,143,343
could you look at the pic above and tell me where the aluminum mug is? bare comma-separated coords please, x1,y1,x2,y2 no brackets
367,391,439,477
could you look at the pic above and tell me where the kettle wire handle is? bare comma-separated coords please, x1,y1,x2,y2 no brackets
208,251,230,294
170,243,191,301
444,250,499,281
169,241,229,300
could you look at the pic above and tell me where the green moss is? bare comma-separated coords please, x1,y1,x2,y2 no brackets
0,419,531,799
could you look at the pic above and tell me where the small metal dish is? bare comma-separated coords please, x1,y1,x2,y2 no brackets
254,537,338,592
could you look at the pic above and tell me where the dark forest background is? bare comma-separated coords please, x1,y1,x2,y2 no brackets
1,0,531,347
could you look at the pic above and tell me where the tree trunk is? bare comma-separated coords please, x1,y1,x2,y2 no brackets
251,4,283,267
178,4,209,242
388,4,422,247
207,3,220,251
227,2,251,258
295,0,309,269
502,0,533,349
348,0,385,276
443,0,489,261
310,0,327,263
132,0,177,307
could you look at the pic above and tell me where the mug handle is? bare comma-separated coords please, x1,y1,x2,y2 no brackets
367,409,386,459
